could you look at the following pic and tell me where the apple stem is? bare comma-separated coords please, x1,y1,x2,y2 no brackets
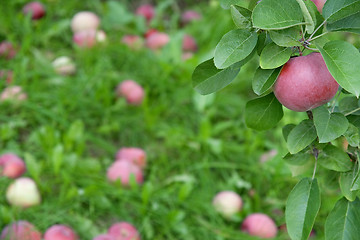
312,148,319,180
303,46,319,52
307,20,326,42
306,111,313,120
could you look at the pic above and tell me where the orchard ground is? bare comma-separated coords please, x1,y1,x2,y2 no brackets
0,0,359,239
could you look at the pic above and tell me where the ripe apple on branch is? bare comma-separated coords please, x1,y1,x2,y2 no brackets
192,0,360,239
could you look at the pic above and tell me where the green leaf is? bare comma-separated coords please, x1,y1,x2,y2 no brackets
295,0,315,34
312,106,349,143
283,124,296,142
252,0,305,30
245,93,284,131
260,43,292,69
322,0,360,23
284,150,316,177
285,178,320,240
192,59,241,95
287,120,317,154
284,149,314,166
231,5,252,29
325,197,360,240
304,0,318,33
344,124,360,147
252,67,281,95
256,31,267,55
269,27,302,47
340,171,359,201
285,152,315,177
351,162,360,191
348,115,360,129
317,41,360,97
220,0,247,9
318,145,352,172
326,12,360,34
339,97,360,116
214,29,258,69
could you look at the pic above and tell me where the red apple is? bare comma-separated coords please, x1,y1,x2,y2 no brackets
0,41,17,60
44,225,78,240
145,32,170,50
108,222,140,240
241,213,278,238
0,153,26,179
182,34,197,52
115,147,146,168
273,52,339,112
0,86,27,102
73,30,96,48
121,35,143,50
181,10,201,25
136,4,155,22
107,160,143,186
311,0,327,13
116,80,144,105
0,70,14,84
71,11,100,33
23,2,46,20
93,234,115,240
0,221,41,240
212,191,243,218
144,29,158,39
52,56,76,76
6,177,41,208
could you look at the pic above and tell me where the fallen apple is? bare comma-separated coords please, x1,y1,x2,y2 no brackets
0,153,26,179
6,177,41,208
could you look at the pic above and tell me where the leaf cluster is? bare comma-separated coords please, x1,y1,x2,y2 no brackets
192,0,360,239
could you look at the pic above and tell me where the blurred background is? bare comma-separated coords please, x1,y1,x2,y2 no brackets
0,0,359,239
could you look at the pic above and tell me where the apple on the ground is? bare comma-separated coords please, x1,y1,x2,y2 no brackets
23,2,46,20
0,221,41,240
0,153,26,179
0,86,27,102
241,213,278,238
108,222,140,240
6,177,41,208
107,160,143,186
71,11,100,33
116,80,144,105
116,147,146,168
212,191,243,218
44,225,78,240
0,41,17,60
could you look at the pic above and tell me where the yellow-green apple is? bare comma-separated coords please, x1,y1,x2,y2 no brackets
6,177,41,207
212,191,243,218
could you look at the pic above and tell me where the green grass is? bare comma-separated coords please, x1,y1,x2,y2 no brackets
1,0,357,239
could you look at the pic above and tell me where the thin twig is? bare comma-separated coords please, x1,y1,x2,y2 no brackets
345,107,360,116
308,32,328,42
304,45,320,52
308,20,326,41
